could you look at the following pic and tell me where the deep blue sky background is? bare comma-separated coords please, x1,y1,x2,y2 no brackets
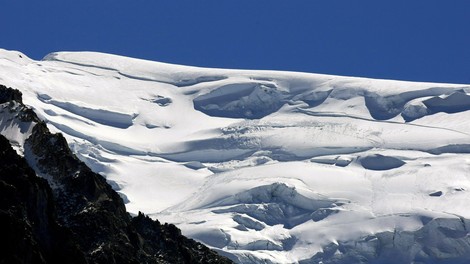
1,1,469,84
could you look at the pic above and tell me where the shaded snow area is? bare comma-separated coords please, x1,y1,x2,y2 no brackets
2,48,470,263
0,103,34,155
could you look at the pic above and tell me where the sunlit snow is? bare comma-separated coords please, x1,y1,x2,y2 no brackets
1,48,470,263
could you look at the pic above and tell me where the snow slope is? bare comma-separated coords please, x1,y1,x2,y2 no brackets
1,48,470,263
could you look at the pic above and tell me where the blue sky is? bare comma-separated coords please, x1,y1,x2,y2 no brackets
1,1,469,84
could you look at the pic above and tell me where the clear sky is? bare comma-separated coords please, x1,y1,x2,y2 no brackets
1,1,469,84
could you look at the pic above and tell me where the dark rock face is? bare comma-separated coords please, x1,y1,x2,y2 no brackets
0,85,23,104
0,85,232,264
0,84,39,123
0,135,86,264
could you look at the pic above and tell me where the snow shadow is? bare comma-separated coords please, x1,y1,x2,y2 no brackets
359,154,406,171
211,183,342,229
193,83,286,119
38,95,136,129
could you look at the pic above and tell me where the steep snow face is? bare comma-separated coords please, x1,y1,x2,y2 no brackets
0,101,35,154
1,48,470,263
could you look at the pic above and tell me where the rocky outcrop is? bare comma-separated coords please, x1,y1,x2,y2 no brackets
0,85,232,264
0,85,38,123
0,134,85,264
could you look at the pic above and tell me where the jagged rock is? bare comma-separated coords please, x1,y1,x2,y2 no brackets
0,85,23,104
0,135,86,264
0,84,39,123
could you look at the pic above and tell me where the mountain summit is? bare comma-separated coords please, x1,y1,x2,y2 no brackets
1,48,470,263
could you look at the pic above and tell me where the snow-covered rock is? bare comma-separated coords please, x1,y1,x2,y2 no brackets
1,48,470,263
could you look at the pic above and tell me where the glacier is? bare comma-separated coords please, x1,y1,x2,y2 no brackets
1,48,470,263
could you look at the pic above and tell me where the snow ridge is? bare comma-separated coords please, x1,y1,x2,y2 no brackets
1,48,470,263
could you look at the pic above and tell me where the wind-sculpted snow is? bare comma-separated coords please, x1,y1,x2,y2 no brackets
2,48,470,263
359,154,406,170
427,144,470,155
362,87,452,120
402,90,470,122
42,98,136,129
424,91,470,114
210,183,342,229
194,82,286,119
300,217,470,264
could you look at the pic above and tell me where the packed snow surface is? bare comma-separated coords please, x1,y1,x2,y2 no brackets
1,49,470,263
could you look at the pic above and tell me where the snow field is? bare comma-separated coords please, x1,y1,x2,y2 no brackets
1,48,470,263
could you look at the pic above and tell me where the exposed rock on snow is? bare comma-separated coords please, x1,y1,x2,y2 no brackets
0,85,232,264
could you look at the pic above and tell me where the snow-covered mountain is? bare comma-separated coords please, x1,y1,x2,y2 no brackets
2,48,470,263
0,85,232,264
